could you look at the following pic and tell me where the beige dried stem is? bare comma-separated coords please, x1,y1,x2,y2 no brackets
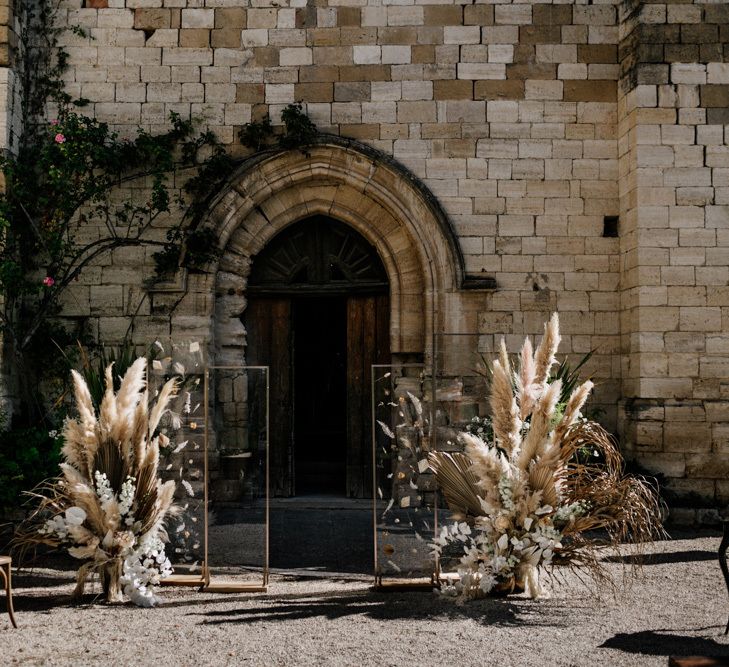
515,338,538,420
489,353,521,455
533,313,560,388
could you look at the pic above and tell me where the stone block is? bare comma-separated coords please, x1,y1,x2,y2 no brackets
162,47,212,65
382,46,410,65
506,63,555,81
563,80,616,103
387,7,423,27
473,80,524,101
494,4,531,26
97,9,133,28
700,85,729,108
179,29,209,48
215,8,245,29
457,63,505,81
444,26,480,46
134,8,169,29
525,80,562,101
679,307,721,332
210,28,241,48
180,8,213,29
353,45,379,65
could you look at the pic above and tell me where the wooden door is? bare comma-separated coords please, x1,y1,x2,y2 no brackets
346,294,390,498
245,297,294,496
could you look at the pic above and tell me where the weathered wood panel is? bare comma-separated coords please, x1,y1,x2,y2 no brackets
346,293,390,498
245,297,293,496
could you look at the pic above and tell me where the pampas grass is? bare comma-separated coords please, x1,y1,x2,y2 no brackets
14,358,179,606
430,314,664,600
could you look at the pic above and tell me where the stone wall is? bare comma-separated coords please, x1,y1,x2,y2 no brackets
618,0,729,510
2,0,725,510
54,0,623,398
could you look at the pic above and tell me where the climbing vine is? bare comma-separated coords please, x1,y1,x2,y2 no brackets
0,0,320,422
0,0,228,420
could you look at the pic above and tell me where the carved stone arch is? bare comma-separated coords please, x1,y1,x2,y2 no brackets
204,137,464,363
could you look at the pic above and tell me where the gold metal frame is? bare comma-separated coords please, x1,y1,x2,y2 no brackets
164,365,270,593
202,366,270,593
371,363,437,591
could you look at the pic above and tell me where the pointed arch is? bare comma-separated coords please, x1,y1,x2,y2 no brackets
200,137,463,362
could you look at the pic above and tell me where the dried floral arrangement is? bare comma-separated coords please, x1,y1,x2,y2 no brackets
15,358,180,606
429,314,664,599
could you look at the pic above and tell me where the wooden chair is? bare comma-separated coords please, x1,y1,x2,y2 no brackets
0,556,17,628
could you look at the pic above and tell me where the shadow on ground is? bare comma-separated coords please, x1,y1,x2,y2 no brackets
600,629,729,658
189,589,573,629
602,550,718,565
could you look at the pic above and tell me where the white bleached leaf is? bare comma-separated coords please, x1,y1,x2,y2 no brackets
387,560,401,573
173,440,188,454
377,420,395,439
407,391,422,416
182,479,194,497
417,459,429,473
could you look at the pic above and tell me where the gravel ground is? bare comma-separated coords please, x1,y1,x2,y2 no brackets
3,532,729,667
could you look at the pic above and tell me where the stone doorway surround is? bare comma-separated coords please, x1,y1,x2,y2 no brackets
185,136,467,365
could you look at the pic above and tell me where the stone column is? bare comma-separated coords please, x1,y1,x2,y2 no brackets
618,0,729,511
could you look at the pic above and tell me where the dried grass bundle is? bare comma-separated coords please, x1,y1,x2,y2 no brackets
14,358,179,606
430,314,664,600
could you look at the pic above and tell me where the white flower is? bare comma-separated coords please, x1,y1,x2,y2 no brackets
493,514,511,532
118,477,136,518
120,533,173,607
94,471,115,512
65,506,87,526
479,572,497,594
491,554,508,573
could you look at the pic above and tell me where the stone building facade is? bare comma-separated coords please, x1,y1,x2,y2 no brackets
0,0,727,513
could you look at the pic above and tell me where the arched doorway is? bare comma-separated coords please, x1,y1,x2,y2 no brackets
245,216,391,497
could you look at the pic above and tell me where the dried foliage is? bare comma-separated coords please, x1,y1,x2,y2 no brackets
430,314,665,599
14,358,180,606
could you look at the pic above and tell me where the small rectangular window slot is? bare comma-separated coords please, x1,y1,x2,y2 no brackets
603,215,619,238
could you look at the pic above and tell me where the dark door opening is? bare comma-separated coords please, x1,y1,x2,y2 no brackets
293,297,347,495
246,215,391,498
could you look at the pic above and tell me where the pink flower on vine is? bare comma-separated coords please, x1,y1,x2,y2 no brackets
50,119,58,126
43,276,55,287
54,133,66,144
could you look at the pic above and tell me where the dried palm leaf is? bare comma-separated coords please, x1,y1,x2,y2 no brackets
428,451,483,519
